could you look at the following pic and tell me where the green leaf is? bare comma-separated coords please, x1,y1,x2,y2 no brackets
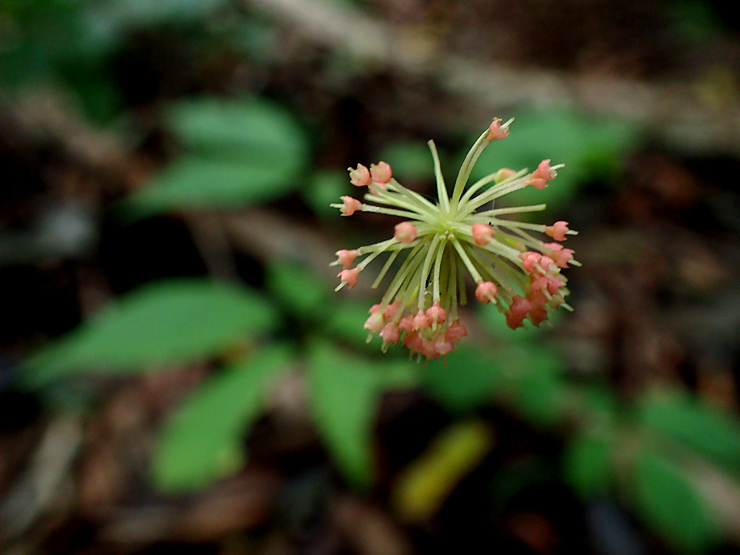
151,345,293,492
167,98,307,170
124,158,302,215
307,343,385,487
302,171,348,219
377,140,434,183
267,260,329,320
126,98,309,214
322,301,378,350
95,0,229,28
634,450,718,553
469,108,639,211
499,344,567,426
423,347,503,413
639,390,740,471
22,279,278,384
563,432,613,498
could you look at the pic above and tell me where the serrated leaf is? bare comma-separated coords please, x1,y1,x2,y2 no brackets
151,346,292,492
563,432,613,498
307,343,384,487
639,390,740,471
22,279,278,384
634,450,718,553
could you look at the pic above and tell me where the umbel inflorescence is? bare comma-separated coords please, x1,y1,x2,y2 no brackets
331,118,579,360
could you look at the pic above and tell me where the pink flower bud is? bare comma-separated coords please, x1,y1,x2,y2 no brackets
403,331,424,352
383,301,401,319
487,118,510,141
426,302,447,325
412,309,431,330
506,295,531,329
364,312,384,333
399,315,415,332
533,159,557,181
340,196,363,216
370,161,392,185
335,249,360,268
379,322,400,345
472,223,495,246
547,276,565,295
545,221,569,241
509,295,531,319
338,267,361,288
526,177,548,189
551,248,574,268
445,320,468,342
394,222,417,244
348,164,371,187
526,159,557,189
475,281,498,304
528,304,549,326
434,337,455,356
520,251,541,272
530,276,549,292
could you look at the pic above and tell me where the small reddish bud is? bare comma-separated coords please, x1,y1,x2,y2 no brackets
509,295,531,319
488,118,510,141
426,303,447,325
506,295,532,329
364,312,384,333
412,309,431,330
520,251,542,272
370,161,392,185
340,196,363,216
403,331,424,352
338,267,361,288
434,337,455,356
547,276,565,295
394,222,417,244
533,159,557,181
545,221,569,241
348,164,371,187
526,177,548,189
445,320,468,342
335,249,359,268
551,248,574,268
379,323,400,345
383,301,401,319
398,315,415,332
475,281,498,304
472,223,495,246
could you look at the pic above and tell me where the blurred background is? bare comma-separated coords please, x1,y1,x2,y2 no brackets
2,0,740,554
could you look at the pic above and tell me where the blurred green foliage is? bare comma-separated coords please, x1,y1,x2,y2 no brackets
125,98,310,216
468,108,640,212
153,345,293,491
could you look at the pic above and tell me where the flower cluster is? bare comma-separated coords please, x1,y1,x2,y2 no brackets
331,118,579,360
